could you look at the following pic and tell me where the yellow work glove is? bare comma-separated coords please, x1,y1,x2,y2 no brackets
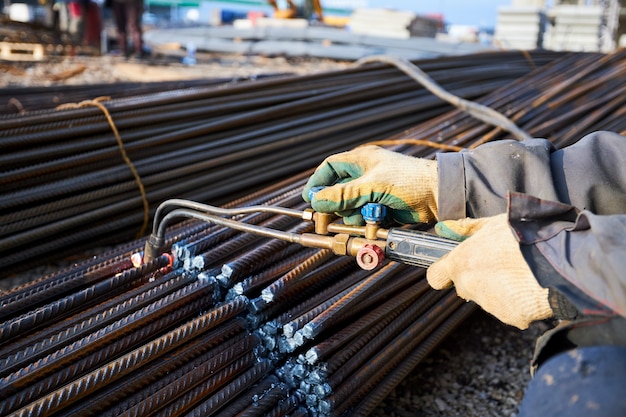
427,214,554,329
302,146,438,225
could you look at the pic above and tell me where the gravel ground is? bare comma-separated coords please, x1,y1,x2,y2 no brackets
371,312,548,417
0,53,548,416
0,53,350,87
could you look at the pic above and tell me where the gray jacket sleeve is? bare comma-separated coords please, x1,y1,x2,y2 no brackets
436,131,626,220
509,193,626,369
507,193,626,318
436,130,626,319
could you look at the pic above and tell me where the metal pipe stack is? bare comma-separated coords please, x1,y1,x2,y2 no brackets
0,49,625,417
0,51,563,276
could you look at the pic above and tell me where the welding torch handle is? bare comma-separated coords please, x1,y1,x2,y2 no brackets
385,228,458,268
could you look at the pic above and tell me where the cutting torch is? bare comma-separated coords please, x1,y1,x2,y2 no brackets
141,195,458,270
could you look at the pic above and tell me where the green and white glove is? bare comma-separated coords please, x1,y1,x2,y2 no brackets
302,146,439,225
428,214,554,329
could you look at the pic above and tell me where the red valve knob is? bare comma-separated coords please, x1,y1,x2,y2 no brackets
356,244,384,270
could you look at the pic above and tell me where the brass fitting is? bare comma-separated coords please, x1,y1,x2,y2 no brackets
346,237,386,257
364,222,379,240
302,209,314,222
330,233,350,255
312,212,335,235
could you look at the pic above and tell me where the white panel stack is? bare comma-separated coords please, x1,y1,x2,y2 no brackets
494,6,546,50
347,8,417,39
544,5,603,52
8,3,34,23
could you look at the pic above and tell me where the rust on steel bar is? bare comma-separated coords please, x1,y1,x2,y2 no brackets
0,272,191,378
7,297,248,417
282,264,421,344
230,247,319,298
66,318,249,416
0,280,216,413
149,355,268,417
226,380,291,417
259,249,335,304
305,278,430,365
274,257,367,329
0,254,171,343
109,334,261,417
0,256,134,321
183,359,274,417
217,243,305,288
280,267,371,342
347,303,477,417
326,290,450,383
297,263,409,342
204,374,283,416
2,295,216,414
327,290,445,380
251,258,368,332
250,257,364,327
329,294,466,415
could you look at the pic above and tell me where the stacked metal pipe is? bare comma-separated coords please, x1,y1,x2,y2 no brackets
1,49,624,417
0,51,564,276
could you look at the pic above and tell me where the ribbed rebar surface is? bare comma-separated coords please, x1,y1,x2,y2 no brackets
0,50,567,276
1,49,624,416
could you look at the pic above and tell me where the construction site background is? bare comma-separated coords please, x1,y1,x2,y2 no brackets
1,0,624,63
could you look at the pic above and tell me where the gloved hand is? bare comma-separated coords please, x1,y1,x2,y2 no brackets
427,214,554,329
302,146,438,225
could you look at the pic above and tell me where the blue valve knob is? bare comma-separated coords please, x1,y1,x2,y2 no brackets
308,186,326,202
309,186,386,223
361,203,386,223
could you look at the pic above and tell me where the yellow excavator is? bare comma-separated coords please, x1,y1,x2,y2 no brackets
267,0,324,21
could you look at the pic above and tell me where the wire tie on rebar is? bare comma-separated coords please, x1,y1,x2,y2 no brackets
56,97,150,237
359,138,465,152
521,50,537,70
8,97,24,114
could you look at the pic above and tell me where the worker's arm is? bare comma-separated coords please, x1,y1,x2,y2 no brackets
304,131,626,224
434,131,626,324
303,131,626,328
431,192,626,326
427,211,554,330
431,193,626,386
431,130,626,331
437,130,626,220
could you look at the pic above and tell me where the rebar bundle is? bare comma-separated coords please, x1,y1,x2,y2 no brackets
0,76,270,115
1,49,625,417
0,51,564,276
